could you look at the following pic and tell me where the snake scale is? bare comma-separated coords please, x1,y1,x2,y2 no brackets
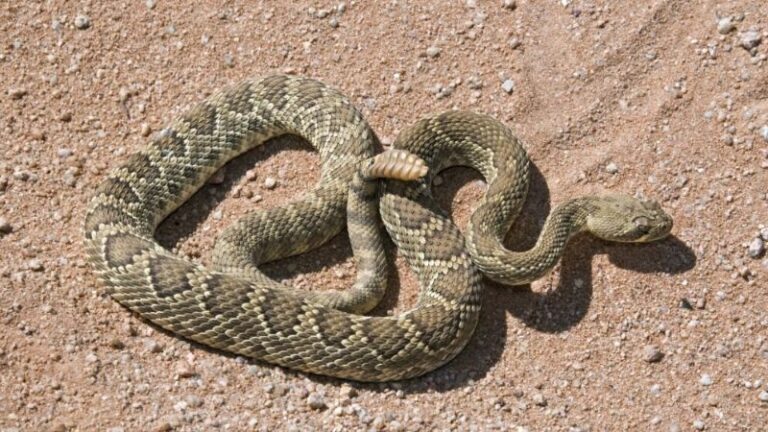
84,75,673,382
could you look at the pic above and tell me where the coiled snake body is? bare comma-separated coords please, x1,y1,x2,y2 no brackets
84,75,672,381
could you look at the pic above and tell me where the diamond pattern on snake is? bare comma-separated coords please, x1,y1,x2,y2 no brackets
84,75,673,382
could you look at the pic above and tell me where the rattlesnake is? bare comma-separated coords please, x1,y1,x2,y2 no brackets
83,75,673,382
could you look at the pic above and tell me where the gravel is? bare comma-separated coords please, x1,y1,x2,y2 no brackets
74,14,91,30
501,79,515,94
140,123,152,137
57,148,73,158
760,125,768,142
27,259,44,272
502,0,517,10
716,17,735,34
759,391,768,402
264,177,278,189
340,384,358,398
8,88,27,100
307,393,327,410
748,237,765,258
740,29,762,50
642,345,664,363
0,217,12,234
426,46,441,58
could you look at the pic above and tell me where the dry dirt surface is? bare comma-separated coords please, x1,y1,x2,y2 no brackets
2,0,768,431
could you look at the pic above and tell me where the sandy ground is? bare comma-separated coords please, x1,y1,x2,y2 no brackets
2,0,768,431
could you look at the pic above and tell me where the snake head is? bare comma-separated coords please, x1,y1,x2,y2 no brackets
586,195,673,243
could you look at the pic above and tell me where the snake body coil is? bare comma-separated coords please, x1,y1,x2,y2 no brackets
84,75,672,381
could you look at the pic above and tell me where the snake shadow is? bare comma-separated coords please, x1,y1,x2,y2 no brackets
381,161,697,394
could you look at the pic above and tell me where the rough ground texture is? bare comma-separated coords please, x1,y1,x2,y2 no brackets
1,1,767,431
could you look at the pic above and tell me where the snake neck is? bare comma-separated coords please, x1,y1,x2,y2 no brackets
468,198,594,286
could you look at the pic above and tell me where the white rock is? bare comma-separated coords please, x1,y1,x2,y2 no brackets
74,14,91,30
716,17,735,34
740,30,762,50
748,237,765,258
760,125,768,142
501,79,515,94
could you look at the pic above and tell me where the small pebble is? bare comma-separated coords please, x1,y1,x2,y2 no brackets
740,30,762,50
501,79,515,94
532,393,547,406
716,17,735,34
426,46,441,58
27,259,44,272
146,0,157,9
74,14,91,30
0,217,12,234
176,363,197,378
108,338,125,350
693,420,705,431
748,237,765,258
223,53,235,68
760,125,768,142
57,148,73,158
307,393,327,410
759,390,768,402
340,384,358,398
186,395,203,408
642,345,664,363
605,162,619,174
153,423,172,432
59,112,73,122
264,177,277,189
140,123,152,137
502,0,517,10
700,374,713,386
9,88,27,100
30,129,46,141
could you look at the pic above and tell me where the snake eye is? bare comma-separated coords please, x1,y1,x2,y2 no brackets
633,216,650,233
